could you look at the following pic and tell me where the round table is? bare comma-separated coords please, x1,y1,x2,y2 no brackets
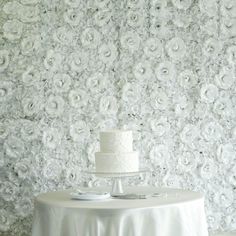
32,186,209,236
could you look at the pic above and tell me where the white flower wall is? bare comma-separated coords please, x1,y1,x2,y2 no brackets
0,0,236,234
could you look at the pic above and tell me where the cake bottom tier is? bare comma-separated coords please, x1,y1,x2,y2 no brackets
95,152,139,173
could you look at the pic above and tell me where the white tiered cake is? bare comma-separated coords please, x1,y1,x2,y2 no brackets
95,130,139,173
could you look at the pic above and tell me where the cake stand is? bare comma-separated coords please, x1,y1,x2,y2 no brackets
84,168,149,195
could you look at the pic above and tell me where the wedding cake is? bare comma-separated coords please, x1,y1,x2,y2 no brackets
95,130,139,173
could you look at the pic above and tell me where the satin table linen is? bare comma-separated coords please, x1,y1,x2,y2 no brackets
32,186,209,236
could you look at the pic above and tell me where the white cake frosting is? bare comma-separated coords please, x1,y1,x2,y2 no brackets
95,130,139,173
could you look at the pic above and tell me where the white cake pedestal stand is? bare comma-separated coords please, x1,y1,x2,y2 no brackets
84,169,149,195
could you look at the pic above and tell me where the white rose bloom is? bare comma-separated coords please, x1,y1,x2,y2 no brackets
166,37,186,60
64,9,82,26
122,82,142,103
21,35,40,55
18,5,40,23
202,19,218,36
52,73,72,93
177,151,197,172
150,88,169,110
178,70,197,88
199,0,218,17
200,84,219,103
0,50,10,72
44,50,63,71
144,37,162,58
68,88,88,109
150,144,170,165
80,28,102,49
120,31,141,52
226,45,236,64
20,120,38,141
43,160,62,180
22,66,41,87
221,0,236,18
53,26,75,46
213,97,232,116
86,72,107,92
45,95,65,117
64,0,81,8
221,18,236,38
42,128,61,149
126,0,144,8
94,0,110,8
172,0,193,10
3,19,23,41
199,159,217,179
217,143,235,165
175,95,193,117
0,121,9,140
15,198,32,217
0,81,13,102
4,136,25,159
155,61,175,81
150,18,171,38
133,61,153,81
201,121,223,142
94,9,112,27
22,96,42,117
150,117,170,136
126,10,144,28
69,51,88,72
64,166,82,186
214,187,234,208
14,159,31,179
99,95,118,114
203,38,222,57
150,0,168,16
0,209,15,232
20,0,39,4
173,12,191,28
70,120,90,142
98,43,118,66
180,124,199,144
215,67,235,89
3,1,21,14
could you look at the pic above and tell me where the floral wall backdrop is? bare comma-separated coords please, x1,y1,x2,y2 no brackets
0,0,236,234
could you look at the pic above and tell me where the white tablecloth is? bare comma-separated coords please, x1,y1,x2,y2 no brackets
32,187,209,236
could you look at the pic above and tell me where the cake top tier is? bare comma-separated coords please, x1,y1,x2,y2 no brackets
99,130,133,153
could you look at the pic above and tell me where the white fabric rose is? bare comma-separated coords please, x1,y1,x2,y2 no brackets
133,61,153,81
64,0,81,8
215,67,235,89
126,10,144,28
94,0,111,8
3,1,21,14
200,84,219,103
22,96,42,117
122,82,142,103
15,198,32,217
180,124,199,145
20,120,39,141
94,9,112,27
126,0,144,9
221,0,236,18
177,151,197,172
44,50,63,71
3,19,23,41
14,159,31,179
144,38,162,58
0,50,10,72
203,38,222,57
120,31,141,52
69,51,88,72
4,136,25,159
155,61,175,82
172,0,193,10
86,72,108,92
150,144,170,165
45,95,65,117
64,9,82,26
226,45,236,64
199,159,217,179
42,128,61,149
150,19,171,38
0,209,15,232
99,95,118,114
217,143,235,165
214,187,234,208
199,0,218,17
81,28,102,49
213,97,232,117
43,160,63,180
21,35,41,55
178,70,197,88
22,66,41,87
202,19,218,36
98,43,118,66
53,26,75,45
150,88,169,110
18,5,40,23
166,37,186,60
201,120,223,142
70,120,90,142
68,88,88,109
173,12,191,28
52,73,72,93
221,18,236,38
150,117,170,136
0,81,13,102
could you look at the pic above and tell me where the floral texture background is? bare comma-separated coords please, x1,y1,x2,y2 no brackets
0,0,236,234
